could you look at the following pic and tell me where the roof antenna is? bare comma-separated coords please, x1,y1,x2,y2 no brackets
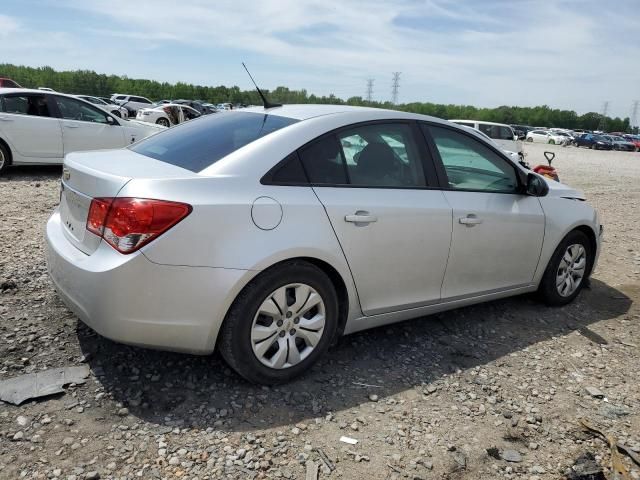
242,62,282,109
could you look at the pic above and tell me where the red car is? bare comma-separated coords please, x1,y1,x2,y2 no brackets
0,78,22,88
623,135,640,151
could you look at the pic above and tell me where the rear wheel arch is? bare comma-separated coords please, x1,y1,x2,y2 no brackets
0,137,12,173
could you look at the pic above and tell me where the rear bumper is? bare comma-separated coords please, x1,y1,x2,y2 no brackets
46,209,251,354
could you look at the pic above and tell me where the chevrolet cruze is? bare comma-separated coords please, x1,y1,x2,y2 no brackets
46,105,602,384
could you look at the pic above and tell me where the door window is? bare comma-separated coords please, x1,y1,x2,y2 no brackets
1,94,51,117
54,96,110,124
427,125,519,193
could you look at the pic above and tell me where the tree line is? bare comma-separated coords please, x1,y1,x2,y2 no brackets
1,63,634,133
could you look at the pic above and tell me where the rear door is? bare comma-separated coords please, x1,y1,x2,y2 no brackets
0,92,63,161
423,123,544,299
52,95,126,154
301,122,453,315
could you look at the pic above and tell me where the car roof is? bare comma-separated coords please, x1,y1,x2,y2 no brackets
0,88,85,99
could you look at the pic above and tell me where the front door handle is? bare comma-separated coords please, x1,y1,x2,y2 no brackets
345,211,378,224
459,215,483,226
64,124,80,128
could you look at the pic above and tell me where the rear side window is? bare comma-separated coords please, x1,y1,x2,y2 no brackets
1,94,51,117
299,135,348,184
131,111,298,172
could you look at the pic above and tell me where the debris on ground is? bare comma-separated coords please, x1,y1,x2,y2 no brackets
566,452,606,480
0,365,90,405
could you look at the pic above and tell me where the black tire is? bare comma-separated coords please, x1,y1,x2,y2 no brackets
537,230,593,306
0,142,10,175
591,144,597,150
111,110,121,118
218,261,339,384
548,139,555,145
156,118,170,127
526,137,533,142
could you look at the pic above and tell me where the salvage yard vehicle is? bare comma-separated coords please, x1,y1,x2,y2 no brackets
0,77,21,88
46,105,602,384
110,94,154,114
75,94,129,119
604,135,637,152
574,133,613,150
0,89,165,174
526,129,567,145
449,119,523,158
136,103,201,127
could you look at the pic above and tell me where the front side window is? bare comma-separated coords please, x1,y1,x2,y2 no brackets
131,111,298,172
427,125,519,193
1,94,51,117
54,96,109,124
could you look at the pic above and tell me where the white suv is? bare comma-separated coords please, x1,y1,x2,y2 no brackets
450,120,523,158
110,94,154,114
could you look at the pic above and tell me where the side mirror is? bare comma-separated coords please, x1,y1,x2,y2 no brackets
526,173,549,197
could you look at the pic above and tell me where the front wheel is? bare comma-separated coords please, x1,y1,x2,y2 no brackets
0,142,10,175
156,117,170,127
591,144,597,150
218,261,339,384
526,137,533,142
548,139,555,145
111,110,121,118
538,230,593,306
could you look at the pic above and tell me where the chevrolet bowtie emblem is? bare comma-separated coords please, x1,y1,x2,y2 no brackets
62,168,70,181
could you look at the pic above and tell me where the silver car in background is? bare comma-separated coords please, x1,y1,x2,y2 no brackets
46,105,602,384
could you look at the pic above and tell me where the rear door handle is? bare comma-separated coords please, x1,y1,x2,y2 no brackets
459,215,483,226
64,124,80,128
345,211,378,224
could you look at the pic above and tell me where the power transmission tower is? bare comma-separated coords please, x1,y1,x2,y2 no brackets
391,72,401,105
597,101,609,132
365,78,374,102
631,100,639,131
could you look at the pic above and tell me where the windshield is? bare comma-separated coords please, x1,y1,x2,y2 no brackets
593,135,608,141
130,111,299,172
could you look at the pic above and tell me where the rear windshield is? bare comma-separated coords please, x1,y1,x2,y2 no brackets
130,111,298,172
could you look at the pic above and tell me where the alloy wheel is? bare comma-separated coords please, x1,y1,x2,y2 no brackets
0,148,4,170
556,244,587,297
250,283,326,369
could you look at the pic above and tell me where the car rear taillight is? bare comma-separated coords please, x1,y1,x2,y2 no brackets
85,197,191,254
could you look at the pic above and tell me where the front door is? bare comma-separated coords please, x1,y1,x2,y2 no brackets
424,124,545,299
299,122,453,315
0,93,63,161
52,95,125,154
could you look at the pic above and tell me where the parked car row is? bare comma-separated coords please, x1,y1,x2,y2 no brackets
0,88,165,174
449,119,523,159
523,127,640,151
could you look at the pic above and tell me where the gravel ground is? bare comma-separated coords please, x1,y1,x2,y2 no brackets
0,143,638,480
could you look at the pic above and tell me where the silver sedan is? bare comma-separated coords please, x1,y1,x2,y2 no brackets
46,105,602,384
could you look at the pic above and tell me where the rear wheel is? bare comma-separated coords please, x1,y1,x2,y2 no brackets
156,117,170,127
218,261,339,384
548,139,555,145
591,144,597,150
526,137,533,142
538,230,593,306
111,110,121,118
0,142,10,175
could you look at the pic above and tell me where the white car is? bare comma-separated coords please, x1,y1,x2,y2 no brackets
45,104,602,384
110,94,154,114
526,130,566,145
75,95,129,119
450,120,523,157
0,89,165,174
459,125,521,162
136,103,201,127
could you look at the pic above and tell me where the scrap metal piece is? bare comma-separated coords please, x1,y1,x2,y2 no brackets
0,366,90,405
314,447,336,472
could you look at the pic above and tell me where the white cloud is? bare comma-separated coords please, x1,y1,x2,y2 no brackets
0,14,20,37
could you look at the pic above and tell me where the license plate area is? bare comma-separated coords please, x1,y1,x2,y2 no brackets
59,182,91,244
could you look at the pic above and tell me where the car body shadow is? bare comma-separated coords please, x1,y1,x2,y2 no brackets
76,279,633,432
1,165,62,182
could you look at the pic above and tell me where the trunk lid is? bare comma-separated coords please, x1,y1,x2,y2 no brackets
60,148,196,255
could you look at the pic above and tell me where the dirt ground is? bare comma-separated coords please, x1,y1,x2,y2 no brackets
0,142,638,480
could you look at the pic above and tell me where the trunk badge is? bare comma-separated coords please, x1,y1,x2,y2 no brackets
63,168,70,181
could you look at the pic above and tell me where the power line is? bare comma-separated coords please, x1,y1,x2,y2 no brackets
365,78,374,102
391,72,401,105
597,101,609,132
